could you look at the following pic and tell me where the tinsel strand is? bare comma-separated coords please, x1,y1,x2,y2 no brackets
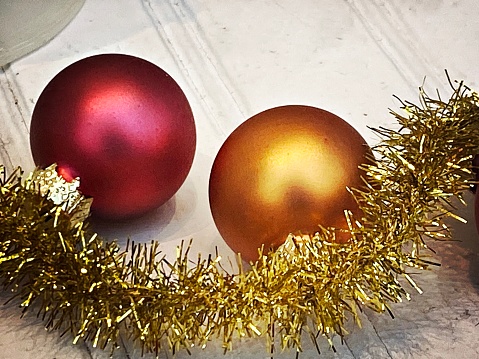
0,79,478,356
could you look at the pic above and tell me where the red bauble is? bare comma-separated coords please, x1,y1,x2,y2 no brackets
475,192,479,235
30,54,196,220
473,155,479,234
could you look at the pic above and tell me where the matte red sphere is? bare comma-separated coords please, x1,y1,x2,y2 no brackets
475,192,479,235
30,54,196,220
473,155,479,234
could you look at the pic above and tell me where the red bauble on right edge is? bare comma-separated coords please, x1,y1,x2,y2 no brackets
473,155,479,234
209,105,373,262
475,193,479,235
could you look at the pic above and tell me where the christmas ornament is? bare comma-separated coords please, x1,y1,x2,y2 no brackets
473,155,479,234
209,105,372,262
475,191,479,235
30,54,196,219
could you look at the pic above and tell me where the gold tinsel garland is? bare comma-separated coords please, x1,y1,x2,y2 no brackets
0,79,479,356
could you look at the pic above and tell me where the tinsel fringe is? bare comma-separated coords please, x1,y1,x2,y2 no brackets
0,78,478,356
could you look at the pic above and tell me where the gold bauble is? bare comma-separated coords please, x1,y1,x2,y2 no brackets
209,105,372,262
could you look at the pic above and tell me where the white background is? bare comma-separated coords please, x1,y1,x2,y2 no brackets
1,1,479,358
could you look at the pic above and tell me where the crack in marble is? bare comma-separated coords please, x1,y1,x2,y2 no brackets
141,0,247,138
1,65,30,134
345,0,444,91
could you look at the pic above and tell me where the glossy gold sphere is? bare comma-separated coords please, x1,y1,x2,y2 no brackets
209,105,371,262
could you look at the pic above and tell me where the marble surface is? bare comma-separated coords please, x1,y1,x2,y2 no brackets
1,1,479,358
